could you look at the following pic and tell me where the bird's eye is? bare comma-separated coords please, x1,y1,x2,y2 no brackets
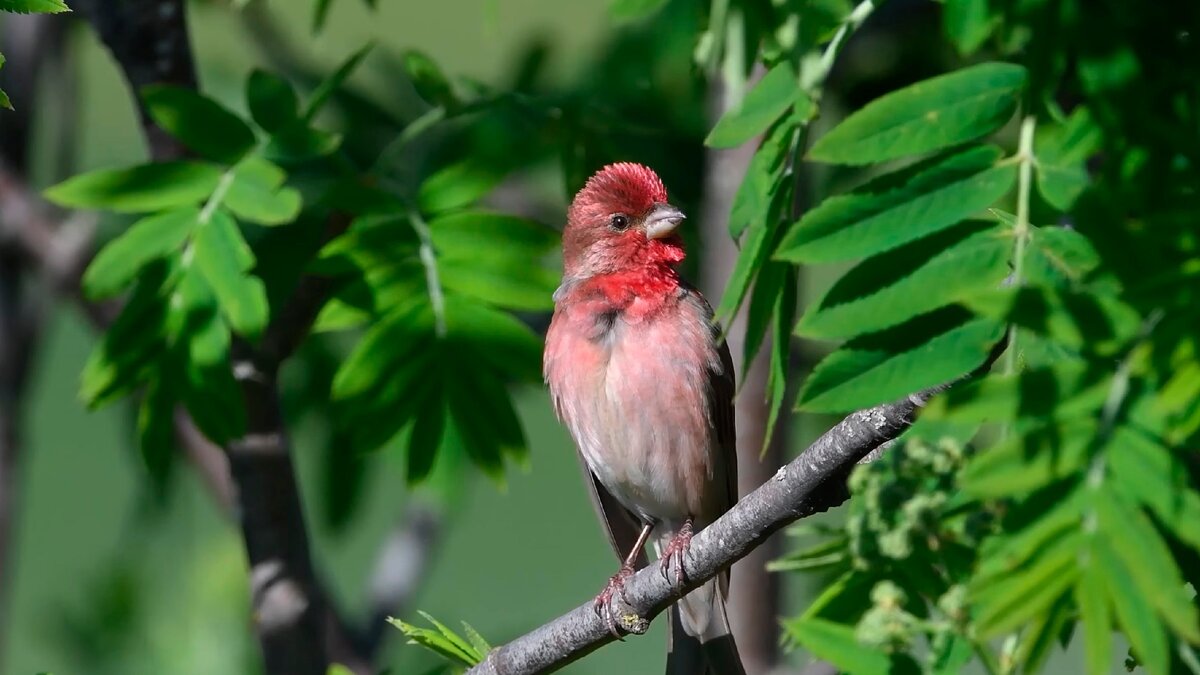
609,214,630,231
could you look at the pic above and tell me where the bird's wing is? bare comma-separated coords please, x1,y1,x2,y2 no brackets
575,446,649,567
682,283,739,598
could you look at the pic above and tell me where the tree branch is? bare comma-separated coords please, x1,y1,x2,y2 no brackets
468,383,954,675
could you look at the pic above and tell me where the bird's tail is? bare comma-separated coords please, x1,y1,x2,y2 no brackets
664,576,746,675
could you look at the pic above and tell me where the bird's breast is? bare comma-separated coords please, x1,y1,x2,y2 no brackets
545,290,723,522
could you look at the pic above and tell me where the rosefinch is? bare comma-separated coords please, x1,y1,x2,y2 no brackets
544,163,745,675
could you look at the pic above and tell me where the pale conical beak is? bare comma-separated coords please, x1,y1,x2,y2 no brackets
644,203,686,239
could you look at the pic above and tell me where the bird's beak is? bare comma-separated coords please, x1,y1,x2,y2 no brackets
644,203,686,239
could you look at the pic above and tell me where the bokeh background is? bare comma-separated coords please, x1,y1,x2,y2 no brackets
0,1,1117,674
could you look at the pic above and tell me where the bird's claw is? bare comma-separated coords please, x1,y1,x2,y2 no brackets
594,564,636,640
658,520,694,590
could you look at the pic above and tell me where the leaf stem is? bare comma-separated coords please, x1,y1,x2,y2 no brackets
411,209,446,337
1003,115,1037,376
199,168,236,224
801,0,878,93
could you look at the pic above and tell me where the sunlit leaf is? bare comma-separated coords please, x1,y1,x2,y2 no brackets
797,309,1004,413
784,618,890,675
797,221,1010,338
960,418,1096,498
0,0,70,14
808,63,1026,165
1093,536,1170,675
777,145,1015,263
45,161,223,212
83,207,198,299
706,62,802,148
224,157,302,225
191,210,268,338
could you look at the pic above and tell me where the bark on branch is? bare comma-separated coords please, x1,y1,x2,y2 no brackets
469,384,950,675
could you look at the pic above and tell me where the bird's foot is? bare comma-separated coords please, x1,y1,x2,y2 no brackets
659,520,694,589
594,563,636,639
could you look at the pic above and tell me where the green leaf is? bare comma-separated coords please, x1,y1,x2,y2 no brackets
224,157,302,225
439,261,557,312
443,297,543,384
975,487,1084,582
0,53,10,110
762,265,798,456
718,169,793,323
608,0,668,20
1016,592,1073,673
137,378,176,488
784,618,890,675
1095,490,1200,642
943,0,995,55
1035,108,1101,210
331,298,437,455
706,62,802,148
0,0,70,13
797,221,1010,339
304,43,374,121
742,259,789,380
445,360,524,484
728,117,793,238
922,365,1110,424
80,264,172,408
402,50,457,108
808,63,1026,165
1076,556,1113,675
1024,225,1101,286
311,0,332,32
191,210,268,338
461,622,491,656
428,211,558,260
959,418,1096,498
971,533,1080,637
83,207,199,299
1093,536,1170,675
141,85,256,165
797,309,1004,413
264,122,342,161
777,145,1016,263
418,161,504,214
1106,427,1200,549
387,612,482,667
247,70,299,133
171,270,246,444
45,161,223,212
963,286,1141,353
406,383,446,484
332,298,434,400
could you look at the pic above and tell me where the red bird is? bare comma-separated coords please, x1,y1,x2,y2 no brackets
544,163,744,674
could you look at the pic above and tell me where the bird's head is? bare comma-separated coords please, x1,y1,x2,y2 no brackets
562,163,687,279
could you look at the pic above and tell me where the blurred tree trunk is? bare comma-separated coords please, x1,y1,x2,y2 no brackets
698,72,788,675
0,14,72,663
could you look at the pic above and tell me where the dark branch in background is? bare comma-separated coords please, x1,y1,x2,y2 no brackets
31,3,345,673
468,361,998,675
0,15,72,662
357,501,444,658
69,0,196,160
698,68,787,675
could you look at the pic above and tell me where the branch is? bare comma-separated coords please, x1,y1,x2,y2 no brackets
68,0,196,160
469,383,950,675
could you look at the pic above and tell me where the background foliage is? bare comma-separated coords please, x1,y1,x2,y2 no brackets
1,0,1198,674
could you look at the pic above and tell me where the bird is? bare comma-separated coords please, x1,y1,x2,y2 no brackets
543,162,745,674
